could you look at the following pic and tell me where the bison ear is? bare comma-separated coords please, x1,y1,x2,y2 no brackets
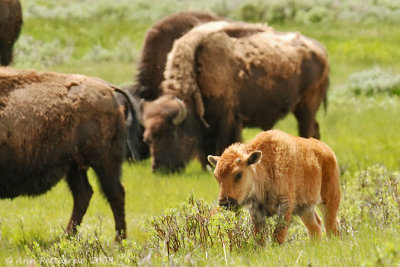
207,155,220,168
246,150,262,165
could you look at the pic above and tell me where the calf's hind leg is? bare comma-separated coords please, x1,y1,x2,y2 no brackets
319,202,340,236
301,209,322,240
65,164,94,234
320,166,341,236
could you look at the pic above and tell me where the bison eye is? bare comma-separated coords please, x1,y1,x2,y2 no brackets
234,171,242,182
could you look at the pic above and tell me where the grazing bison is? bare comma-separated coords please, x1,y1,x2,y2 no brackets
122,11,223,161
0,0,22,65
208,129,341,244
0,67,142,240
141,21,329,172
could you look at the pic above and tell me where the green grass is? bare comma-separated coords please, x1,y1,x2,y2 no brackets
1,1,400,265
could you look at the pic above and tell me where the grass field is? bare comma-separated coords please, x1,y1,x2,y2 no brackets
1,0,400,266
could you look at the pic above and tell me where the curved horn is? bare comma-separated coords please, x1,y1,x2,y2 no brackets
138,99,145,126
173,97,187,125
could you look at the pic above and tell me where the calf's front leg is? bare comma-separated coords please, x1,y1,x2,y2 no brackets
250,207,266,246
273,197,293,244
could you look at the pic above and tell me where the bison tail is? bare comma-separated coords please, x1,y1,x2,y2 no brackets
112,86,148,161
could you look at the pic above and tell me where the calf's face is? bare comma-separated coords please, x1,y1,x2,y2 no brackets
208,150,262,209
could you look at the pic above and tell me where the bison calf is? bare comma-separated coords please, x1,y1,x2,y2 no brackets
208,129,340,244
0,68,140,240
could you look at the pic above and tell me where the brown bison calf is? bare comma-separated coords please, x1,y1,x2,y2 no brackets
208,129,340,244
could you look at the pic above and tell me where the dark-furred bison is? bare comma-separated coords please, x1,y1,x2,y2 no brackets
0,0,22,65
0,67,142,240
140,21,329,172
130,10,222,101
121,11,223,161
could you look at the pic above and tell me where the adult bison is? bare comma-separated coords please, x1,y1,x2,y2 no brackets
0,0,22,65
140,21,329,172
0,67,142,240
121,11,223,161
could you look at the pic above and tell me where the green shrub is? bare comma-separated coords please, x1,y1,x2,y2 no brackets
348,67,400,97
82,37,138,63
340,164,400,233
13,36,74,68
143,193,277,258
240,3,267,22
22,0,400,24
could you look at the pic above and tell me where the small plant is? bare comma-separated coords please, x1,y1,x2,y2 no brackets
143,193,278,258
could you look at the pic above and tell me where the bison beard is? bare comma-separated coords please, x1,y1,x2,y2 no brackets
0,68,140,240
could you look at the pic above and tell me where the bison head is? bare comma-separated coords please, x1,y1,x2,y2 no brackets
140,94,199,172
208,148,262,210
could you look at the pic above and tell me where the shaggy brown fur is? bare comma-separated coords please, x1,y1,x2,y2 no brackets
0,67,138,240
123,11,224,162
162,21,271,126
162,21,327,135
208,130,341,244
0,0,22,65
141,20,329,172
131,11,222,101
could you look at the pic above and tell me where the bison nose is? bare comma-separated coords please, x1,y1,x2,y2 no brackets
151,161,184,174
219,197,238,209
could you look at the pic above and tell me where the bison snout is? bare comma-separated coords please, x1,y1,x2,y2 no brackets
219,197,238,209
151,161,184,173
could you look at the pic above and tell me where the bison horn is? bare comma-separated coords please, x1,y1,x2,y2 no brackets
138,99,145,126
173,97,187,125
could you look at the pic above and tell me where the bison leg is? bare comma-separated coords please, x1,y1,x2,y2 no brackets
301,209,322,241
92,160,126,241
65,164,94,235
0,47,13,66
249,209,267,246
201,116,242,168
273,198,293,244
319,203,340,237
293,105,320,139
320,165,341,237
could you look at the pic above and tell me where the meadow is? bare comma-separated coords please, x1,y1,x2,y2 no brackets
0,0,399,265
